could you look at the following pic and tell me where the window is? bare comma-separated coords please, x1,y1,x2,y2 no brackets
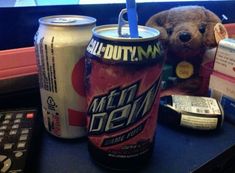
2,0,222,7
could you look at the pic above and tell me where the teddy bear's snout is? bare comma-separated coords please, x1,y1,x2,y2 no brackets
179,32,192,42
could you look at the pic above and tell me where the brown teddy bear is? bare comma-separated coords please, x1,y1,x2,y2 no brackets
146,6,221,94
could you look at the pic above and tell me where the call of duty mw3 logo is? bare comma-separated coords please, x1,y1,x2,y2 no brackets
88,79,160,136
86,38,163,63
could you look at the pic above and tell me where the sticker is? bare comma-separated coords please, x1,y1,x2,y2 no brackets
214,23,228,44
176,61,194,79
213,38,235,78
181,114,218,130
172,95,222,115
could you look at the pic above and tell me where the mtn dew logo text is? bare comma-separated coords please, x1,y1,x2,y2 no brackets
87,79,160,147
86,37,164,64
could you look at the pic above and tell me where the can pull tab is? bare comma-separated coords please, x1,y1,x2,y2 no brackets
118,8,139,38
118,9,130,38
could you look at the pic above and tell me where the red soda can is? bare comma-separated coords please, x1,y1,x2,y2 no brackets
85,24,165,170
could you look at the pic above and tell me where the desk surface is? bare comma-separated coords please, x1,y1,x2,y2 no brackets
0,88,234,173
38,120,235,173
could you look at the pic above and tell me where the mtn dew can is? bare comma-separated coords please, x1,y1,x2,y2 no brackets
34,15,96,138
85,24,165,170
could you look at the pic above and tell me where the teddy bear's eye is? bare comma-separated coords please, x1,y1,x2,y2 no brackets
166,28,173,35
199,24,206,34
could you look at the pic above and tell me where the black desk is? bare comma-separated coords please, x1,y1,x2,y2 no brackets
38,120,235,173
0,87,234,173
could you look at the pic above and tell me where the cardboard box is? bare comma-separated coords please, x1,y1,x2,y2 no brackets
213,38,235,78
0,47,37,80
209,72,235,123
225,23,235,39
0,47,38,94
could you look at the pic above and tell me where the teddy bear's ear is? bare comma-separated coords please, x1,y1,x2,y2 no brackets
203,9,221,47
204,9,221,23
146,10,169,46
146,10,169,27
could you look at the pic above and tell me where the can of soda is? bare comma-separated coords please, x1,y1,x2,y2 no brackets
85,24,165,170
34,15,96,138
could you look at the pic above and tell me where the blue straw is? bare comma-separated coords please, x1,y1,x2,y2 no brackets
126,0,139,38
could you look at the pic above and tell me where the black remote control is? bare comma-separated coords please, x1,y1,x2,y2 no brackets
0,108,42,173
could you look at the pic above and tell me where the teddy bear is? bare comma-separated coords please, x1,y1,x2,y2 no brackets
146,6,221,95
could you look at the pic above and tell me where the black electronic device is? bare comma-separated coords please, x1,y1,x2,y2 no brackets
159,95,224,130
0,108,42,173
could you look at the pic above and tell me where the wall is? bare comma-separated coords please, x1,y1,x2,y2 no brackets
0,1,235,50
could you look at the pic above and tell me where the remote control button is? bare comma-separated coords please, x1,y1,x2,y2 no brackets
14,119,21,124
21,129,29,134
5,114,12,120
0,155,7,162
12,124,19,129
0,126,7,130
16,113,23,119
19,134,28,141
0,155,6,170
2,120,9,125
4,144,13,150
0,132,5,136
0,137,3,142
1,158,11,172
26,113,34,119
9,130,17,135
15,152,23,158
17,142,26,149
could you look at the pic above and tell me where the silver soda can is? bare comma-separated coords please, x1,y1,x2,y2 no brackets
34,15,96,138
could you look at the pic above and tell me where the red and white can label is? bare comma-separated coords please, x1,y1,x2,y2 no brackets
86,60,162,158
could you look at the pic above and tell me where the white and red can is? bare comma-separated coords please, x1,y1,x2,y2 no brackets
34,15,96,138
